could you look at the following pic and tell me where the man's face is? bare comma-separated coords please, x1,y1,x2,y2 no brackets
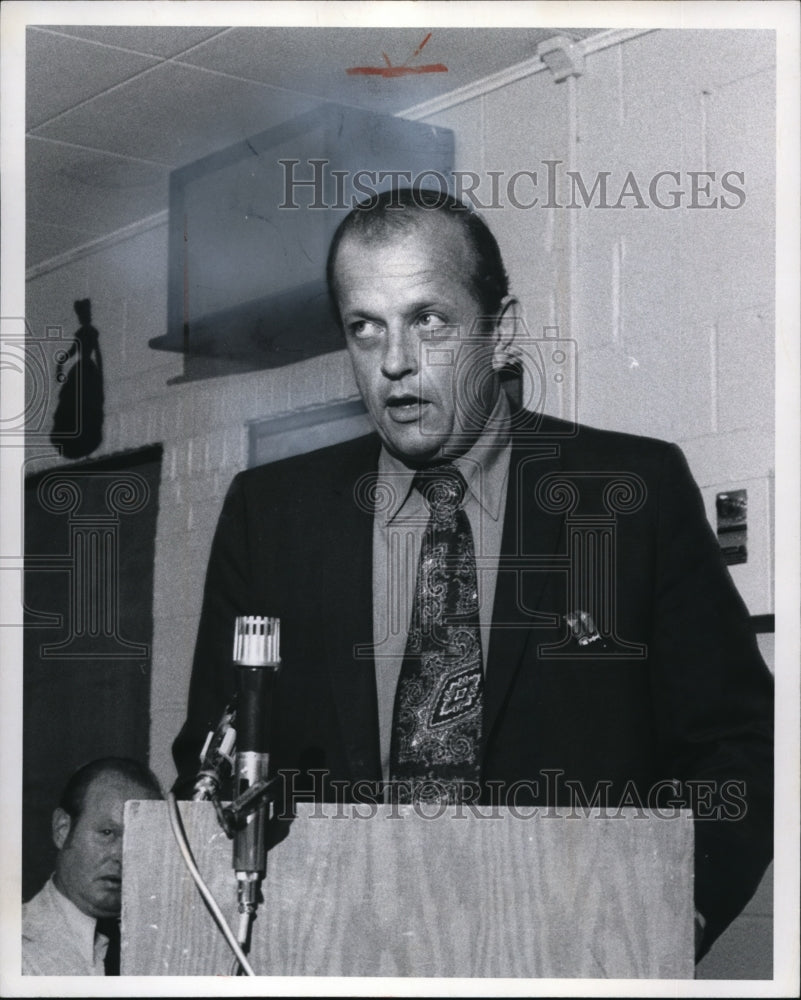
53,772,159,919
333,217,502,465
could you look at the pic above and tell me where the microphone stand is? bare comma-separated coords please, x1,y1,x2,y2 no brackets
191,615,281,961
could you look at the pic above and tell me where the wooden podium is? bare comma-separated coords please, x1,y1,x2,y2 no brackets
122,801,694,978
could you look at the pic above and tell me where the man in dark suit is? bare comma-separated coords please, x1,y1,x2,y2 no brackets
173,187,773,958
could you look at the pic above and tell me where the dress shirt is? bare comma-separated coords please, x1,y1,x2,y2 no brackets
22,876,109,976
372,390,513,782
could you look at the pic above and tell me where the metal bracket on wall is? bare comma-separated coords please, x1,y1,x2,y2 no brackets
536,36,586,82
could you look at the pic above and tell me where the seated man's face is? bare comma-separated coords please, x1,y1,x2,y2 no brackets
333,216,501,465
53,771,159,919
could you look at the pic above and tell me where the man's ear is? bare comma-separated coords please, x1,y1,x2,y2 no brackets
52,807,72,850
491,295,523,370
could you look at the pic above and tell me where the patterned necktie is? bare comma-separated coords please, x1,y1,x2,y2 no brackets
96,917,121,975
389,464,484,804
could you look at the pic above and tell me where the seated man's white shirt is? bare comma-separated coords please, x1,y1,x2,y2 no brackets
22,876,108,975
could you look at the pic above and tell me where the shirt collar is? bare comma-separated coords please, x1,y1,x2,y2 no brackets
377,389,512,525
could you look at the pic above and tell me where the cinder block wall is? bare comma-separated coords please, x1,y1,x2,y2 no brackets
25,29,774,978
423,28,775,619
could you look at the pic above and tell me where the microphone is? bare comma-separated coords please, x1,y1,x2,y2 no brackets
231,615,281,933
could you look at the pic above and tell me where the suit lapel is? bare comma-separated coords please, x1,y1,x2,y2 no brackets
323,435,383,784
484,415,567,742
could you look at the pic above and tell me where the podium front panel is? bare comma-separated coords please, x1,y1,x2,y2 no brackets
122,801,694,978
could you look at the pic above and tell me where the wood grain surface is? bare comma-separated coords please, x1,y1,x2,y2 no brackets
122,801,694,978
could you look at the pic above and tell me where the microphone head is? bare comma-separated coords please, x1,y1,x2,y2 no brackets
233,616,281,668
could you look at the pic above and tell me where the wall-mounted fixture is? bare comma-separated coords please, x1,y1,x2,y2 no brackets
716,488,748,565
536,35,585,82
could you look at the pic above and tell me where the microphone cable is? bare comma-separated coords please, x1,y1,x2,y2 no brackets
166,790,256,976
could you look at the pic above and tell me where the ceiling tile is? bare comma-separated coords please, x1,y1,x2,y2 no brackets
26,28,162,130
177,27,596,114
26,220,99,270
23,25,603,269
27,138,170,253
31,62,325,167
47,25,230,58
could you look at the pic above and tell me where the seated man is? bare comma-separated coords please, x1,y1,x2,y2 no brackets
173,186,773,960
22,757,162,976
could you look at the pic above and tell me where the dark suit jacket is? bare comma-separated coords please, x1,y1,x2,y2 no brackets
173,411,773,955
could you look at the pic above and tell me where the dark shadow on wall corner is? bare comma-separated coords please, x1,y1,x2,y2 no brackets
50,298,105,459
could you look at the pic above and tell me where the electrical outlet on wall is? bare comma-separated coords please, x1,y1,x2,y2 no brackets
700,477,773,616
716,488,748,565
